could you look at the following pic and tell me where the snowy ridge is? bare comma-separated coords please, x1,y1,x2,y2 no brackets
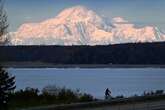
10,6,165,45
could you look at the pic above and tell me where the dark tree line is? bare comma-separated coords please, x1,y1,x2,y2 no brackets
1,42,165,65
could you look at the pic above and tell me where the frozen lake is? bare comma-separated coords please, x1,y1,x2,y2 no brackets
8,68,165,99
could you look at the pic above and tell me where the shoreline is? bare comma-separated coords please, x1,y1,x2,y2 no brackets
1,62,165,68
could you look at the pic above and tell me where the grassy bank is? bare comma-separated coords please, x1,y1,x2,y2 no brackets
8,86,95,110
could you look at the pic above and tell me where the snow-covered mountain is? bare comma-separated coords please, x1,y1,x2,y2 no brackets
10,6,165,45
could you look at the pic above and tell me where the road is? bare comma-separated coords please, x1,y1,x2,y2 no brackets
24,95,165,110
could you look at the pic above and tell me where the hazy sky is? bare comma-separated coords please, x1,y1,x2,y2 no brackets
5,0,165,31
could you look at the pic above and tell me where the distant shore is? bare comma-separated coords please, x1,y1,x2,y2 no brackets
1,62,165,68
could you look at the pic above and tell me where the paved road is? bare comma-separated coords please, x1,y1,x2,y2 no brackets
80,100,165,110
24,95,165,110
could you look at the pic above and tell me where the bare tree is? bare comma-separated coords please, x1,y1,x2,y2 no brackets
0,0,9,45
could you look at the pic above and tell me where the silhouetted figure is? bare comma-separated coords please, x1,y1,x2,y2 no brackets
105,88,111,100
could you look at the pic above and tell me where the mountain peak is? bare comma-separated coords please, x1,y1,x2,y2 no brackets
10,6,165,45
56,5,102,24
58,5,89,16
68,5,88,11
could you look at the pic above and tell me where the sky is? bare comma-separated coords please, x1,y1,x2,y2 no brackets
4,0,165,31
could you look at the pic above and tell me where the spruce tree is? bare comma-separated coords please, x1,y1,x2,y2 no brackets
0,67,16,110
